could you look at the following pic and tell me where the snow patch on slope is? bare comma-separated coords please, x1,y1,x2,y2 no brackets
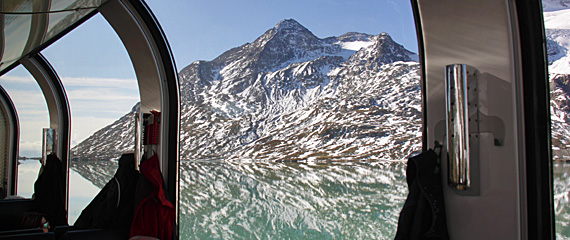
545,7,570,74
339,41,375,51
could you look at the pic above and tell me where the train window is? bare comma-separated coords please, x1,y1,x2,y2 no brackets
41,13,140,224
0,65,49,198
0,2,33,73
146,1,419,238
0,0,104,74
543,0,570,238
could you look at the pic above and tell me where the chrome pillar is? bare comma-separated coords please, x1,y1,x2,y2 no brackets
445,64,471,190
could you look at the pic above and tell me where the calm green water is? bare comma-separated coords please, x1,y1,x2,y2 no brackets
68,159,570,239
554,162,570,239
179,160,408,239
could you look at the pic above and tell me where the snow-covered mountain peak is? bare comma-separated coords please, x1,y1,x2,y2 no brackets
322,32,376,53
343,32,415,67
267,18,318,41
377,32,393,40
544,2,570,75
73,19,421,162
544,0,570,161
208,19,333,73
332,32,375,43
274,19,308,32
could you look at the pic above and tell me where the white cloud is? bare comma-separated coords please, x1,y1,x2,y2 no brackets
63,77,139,147
1,74,140,154
5,90,48,107
19,140,43,157
62,76,140,117
0,75,36,84
61,76,139,91
13,110,50,117
67,88,139,101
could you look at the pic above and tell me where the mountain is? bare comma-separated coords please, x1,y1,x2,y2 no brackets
70,103,139,161
70,14,570,163
544,4,570,160
70,19,420,162
177,19,419,161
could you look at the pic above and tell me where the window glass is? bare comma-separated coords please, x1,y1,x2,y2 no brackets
45,0,108,40
42,13,139,224
1,1,33,71
0,0,107,74
542,0,570,238
0,65,49,198
147,0,419,238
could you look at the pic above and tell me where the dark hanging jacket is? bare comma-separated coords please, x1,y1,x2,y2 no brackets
395,150,449,240
130,154,175,240
33,154,68,227
74,153,140,229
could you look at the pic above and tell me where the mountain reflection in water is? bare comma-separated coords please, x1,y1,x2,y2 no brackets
70,159,570,239
179,160,407,239
72,159,407,239
554,162,570,238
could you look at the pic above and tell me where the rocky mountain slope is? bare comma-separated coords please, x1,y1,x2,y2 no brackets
176,19,419,162
544,0,570,160
70,19,420,162
71,14,570,162
70,103,138,161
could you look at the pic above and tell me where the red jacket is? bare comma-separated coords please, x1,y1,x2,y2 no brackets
130,154,175,239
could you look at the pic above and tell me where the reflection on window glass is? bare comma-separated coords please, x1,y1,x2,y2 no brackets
147,0,418,238
0,0,105,74
0,65,49,198
42,14,139,224
1,1,33,70
543,0,570,238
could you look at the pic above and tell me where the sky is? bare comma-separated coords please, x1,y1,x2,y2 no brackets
0,0,418,157
145,0,418,69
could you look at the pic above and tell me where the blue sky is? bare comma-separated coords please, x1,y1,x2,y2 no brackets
0,0,417,156
146,0,418,69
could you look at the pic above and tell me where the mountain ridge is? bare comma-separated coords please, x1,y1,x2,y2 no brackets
71,18,420,162
544,6,570,160
71,15,570,162
174,19,419,161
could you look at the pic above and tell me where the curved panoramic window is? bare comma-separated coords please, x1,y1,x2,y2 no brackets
147,0,419,238
0,0,106,74
0,65,49,198
41,13,140,224
0,0,559,239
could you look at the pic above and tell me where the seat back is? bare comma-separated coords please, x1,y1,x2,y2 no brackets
0,228,42,236
0,232,55,240
0,199,34,231
65,228,129,240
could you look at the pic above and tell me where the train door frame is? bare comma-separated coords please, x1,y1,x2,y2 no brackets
412,0,553,239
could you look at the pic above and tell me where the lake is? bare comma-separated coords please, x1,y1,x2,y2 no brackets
179,160,407,239
17,159,570,239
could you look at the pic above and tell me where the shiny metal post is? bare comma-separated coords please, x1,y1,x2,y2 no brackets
445,64,470,190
